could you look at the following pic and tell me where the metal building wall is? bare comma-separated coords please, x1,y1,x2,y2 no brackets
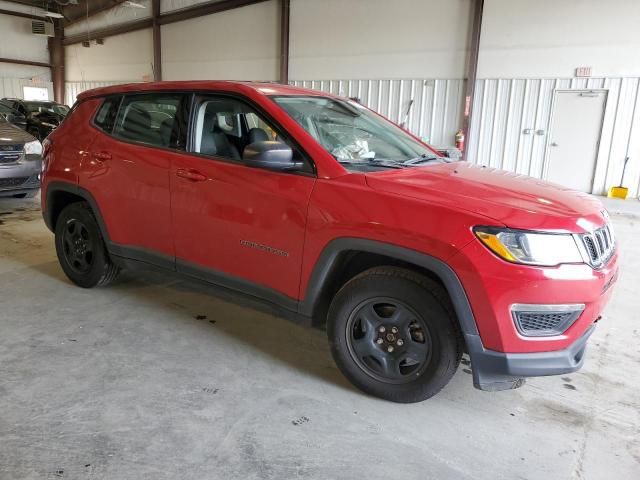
467,77,640,197
65,81,136,107
290,79,465,147
0,78,53,101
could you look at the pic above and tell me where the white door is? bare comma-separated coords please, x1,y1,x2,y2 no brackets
545,90,607,192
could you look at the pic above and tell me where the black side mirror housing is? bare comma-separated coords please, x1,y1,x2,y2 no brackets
243,141,303,171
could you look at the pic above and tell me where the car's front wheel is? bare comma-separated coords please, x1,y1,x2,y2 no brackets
54,202,120,288
328,266,462,403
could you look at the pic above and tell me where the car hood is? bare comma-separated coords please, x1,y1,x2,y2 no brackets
365,162,607,232
0,119,36,145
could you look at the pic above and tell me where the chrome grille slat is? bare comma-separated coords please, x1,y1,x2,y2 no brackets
579,222,615,268
0,144,23,165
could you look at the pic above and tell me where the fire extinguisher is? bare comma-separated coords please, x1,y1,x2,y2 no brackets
455,129,465,152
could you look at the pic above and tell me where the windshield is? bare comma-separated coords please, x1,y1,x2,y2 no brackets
0,103,17,115
272,95,448,172
25,102,70,116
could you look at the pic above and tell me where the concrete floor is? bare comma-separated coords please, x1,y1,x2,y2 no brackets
1,195,638,480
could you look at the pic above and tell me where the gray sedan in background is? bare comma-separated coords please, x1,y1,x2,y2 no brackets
0,119,42,198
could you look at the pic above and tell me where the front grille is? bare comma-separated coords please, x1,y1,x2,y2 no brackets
0,144,23,164
0,177,28,188
578,223,615,268
24,173,40,186
512,304,585,337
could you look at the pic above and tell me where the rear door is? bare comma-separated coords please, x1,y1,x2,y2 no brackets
83,92,190,263
170,93,316,301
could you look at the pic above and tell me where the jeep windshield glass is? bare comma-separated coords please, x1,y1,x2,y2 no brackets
272,95,445,172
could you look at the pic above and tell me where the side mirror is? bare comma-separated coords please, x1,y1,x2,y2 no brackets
6,113,16,123
243,141,303,171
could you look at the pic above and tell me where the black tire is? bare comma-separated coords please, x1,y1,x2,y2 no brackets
54,202,120,288
327,266,462,403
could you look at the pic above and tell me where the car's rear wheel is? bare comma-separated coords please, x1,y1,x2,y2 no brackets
54,202,120,288
327,266,461,403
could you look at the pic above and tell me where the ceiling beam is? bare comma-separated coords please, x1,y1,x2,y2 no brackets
63,0,270,45
158,0,269,25
63,0,128,26
0,0,46,8
0,6,46,21
0,57,51,68
63,17,153,45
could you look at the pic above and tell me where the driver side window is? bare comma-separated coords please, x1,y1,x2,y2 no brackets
191,96,311,173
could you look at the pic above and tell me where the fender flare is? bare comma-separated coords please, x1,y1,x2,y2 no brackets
298,238,479,337
43,181,111,243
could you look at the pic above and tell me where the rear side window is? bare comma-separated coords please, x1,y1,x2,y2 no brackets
94,96,121,134
112,93,188,149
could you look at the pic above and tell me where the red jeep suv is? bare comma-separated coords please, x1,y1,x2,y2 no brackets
41,82,619,403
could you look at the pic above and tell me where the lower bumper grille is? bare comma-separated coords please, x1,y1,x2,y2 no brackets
512,304,585,337
0,177,29,188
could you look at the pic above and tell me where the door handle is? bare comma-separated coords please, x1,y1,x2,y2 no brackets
93,151,112,161
176,168,207,182
550,142,559,147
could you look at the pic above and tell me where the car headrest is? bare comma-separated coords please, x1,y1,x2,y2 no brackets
248,128,269,144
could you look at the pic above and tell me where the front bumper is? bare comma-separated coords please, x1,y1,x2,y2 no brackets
0,156,42,196
465,324,595,391
448,232,618,391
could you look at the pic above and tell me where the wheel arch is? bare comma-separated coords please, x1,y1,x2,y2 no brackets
299,238,479,338
44,181,111,242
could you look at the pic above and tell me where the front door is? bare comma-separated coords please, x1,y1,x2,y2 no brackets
170,94,316,303
545,90,607,192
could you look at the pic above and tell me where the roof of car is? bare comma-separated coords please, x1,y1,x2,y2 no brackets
76,81,335,101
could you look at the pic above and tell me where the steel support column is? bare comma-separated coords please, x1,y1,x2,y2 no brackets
152,0,162,81
49,20,65,104
462,0,484,160
279,0,290,84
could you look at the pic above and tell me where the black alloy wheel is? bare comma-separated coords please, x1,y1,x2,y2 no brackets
54,202,120,288
346,297,432,384
61,218,94,274
328,266,462,403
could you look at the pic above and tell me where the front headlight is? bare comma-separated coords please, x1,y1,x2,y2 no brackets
24,139,43,156
474,227,583,267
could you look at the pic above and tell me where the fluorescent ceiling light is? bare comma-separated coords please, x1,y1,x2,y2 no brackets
124,1,146,8
44,11,64,18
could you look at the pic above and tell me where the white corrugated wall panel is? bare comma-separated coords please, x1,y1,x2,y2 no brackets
64,81,138,106
290,79,465,146
0,78,53,101
468,77,640,197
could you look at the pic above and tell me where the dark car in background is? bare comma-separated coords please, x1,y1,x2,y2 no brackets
0,99,70,141
0,119,43,198
0,102,27,130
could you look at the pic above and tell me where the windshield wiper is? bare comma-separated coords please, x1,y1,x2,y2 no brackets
337,159,404,169
402,154,443,165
